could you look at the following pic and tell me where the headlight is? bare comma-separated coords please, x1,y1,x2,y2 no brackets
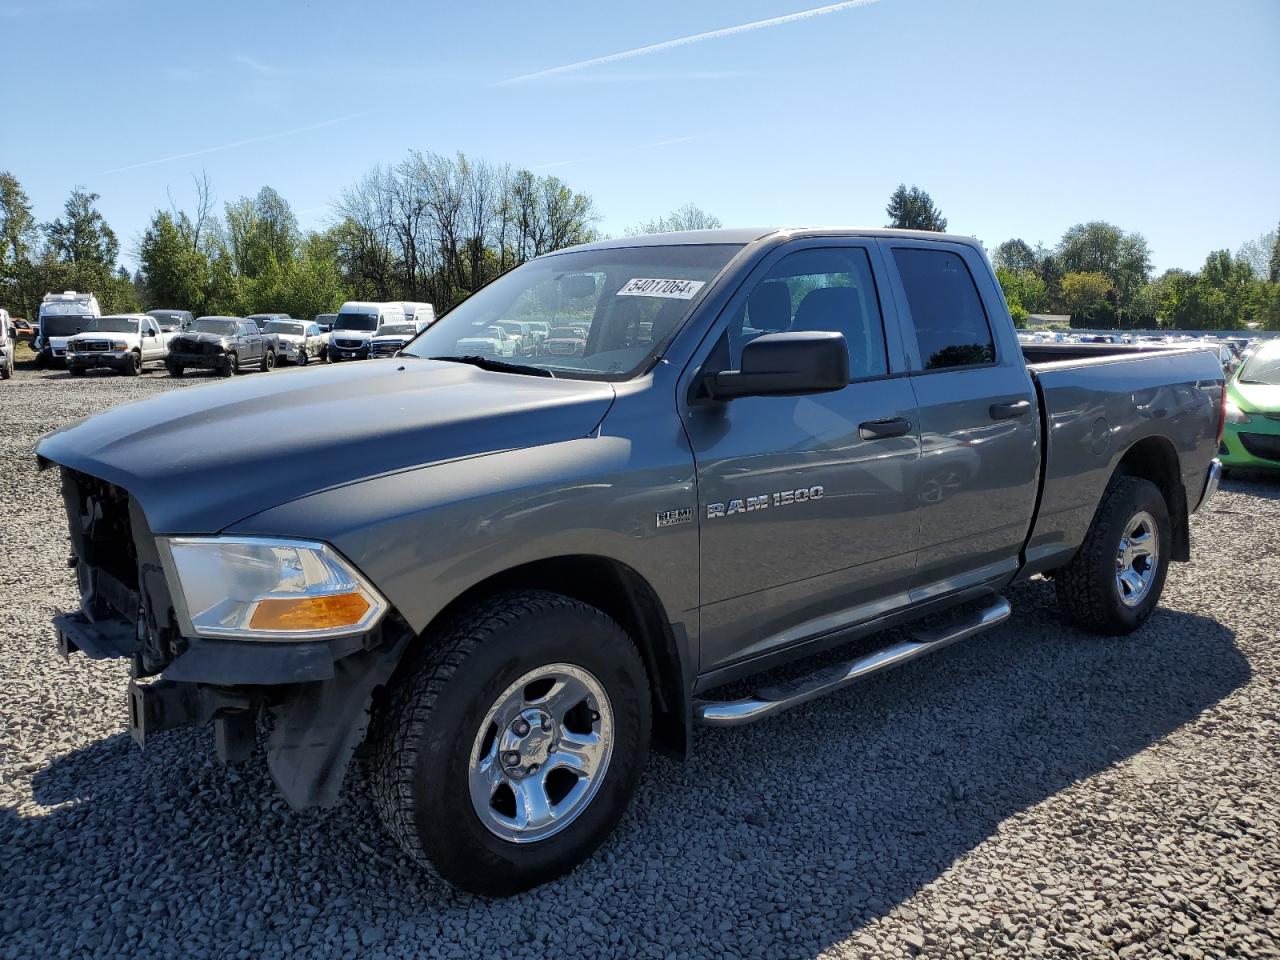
158,536,388,640
111,340,128,350
1224,399,1251,425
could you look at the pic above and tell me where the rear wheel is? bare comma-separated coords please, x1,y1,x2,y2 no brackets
165,361,184,378
370,590,651,896
1,356,11,380
1055,476,1171,635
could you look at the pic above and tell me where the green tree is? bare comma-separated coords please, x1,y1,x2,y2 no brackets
1061,270,1113,326
44,187,119,265
626,203,722,236
138,210,209,311
885,184,947,231
1270,223,1280,283
1055,221,1151,307
1236,226,1277,279
993,238,1039,274
996,266,1049,316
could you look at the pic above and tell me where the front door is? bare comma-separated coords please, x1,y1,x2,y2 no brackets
684,241,922,673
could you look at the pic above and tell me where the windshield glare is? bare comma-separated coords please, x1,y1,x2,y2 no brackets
193,319,238,336
402,244,741,379
82,318,139,333
336,313,379,332
265,321,305,335
1238,344,1280,386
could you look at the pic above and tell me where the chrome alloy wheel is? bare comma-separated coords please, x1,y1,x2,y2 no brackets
468,663,613,844
1115,510,1159,607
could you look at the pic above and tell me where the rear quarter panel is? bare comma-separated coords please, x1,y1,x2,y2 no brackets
1024,348,1223,574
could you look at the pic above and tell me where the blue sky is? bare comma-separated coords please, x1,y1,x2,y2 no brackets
2,0,1277,273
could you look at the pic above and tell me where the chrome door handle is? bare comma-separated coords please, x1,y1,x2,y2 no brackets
859,417,912,440
989,400,1031,420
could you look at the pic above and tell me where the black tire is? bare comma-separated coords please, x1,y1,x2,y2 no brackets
122,351,141,376
166,361,185,378
297,349,308,366
68,366,85,377
221,352,239,377
1,358,11,380
1055,476,1171,635
369,590,651,897
260,349,275,373
319,346,328,362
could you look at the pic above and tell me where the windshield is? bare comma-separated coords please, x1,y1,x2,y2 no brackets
82,318,139,334
376,324,416,337
403,244,741,379
42,315,93,337
265,321,306,336
193,319,239,336
1237,342,1280,386
336,313,379,332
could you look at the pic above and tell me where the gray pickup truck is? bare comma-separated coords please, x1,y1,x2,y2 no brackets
37,228,1224,896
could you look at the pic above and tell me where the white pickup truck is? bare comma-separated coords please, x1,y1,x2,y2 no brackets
64,314,172,377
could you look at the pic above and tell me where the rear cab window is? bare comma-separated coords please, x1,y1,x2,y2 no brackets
892,248,996,371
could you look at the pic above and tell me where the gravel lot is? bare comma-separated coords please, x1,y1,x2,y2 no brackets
2,364,1278,959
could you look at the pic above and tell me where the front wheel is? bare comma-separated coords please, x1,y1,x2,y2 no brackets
370,591,651,896
297,349,308,366
166,361,184,378
1055,476,1171,635
122,351,141,376
221,352,239,377
260,349,275,372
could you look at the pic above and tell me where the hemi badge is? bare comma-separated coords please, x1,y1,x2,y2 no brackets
655,508,692,529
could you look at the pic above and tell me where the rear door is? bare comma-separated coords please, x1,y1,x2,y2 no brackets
683,239,922,672
878,239,1040,599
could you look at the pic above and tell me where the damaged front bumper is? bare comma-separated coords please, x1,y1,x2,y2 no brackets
47,465,413,809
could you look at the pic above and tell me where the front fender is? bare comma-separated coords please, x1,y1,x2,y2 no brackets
227,431,700,642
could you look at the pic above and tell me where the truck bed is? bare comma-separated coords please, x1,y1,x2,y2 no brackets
1019,344,1224,578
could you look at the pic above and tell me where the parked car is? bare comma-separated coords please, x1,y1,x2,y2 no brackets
455,324,519,357
0,309,13,380
329,301,407,361
37,227,1224,897
65,314,170,376
146,309,194,334
165,316,278,376
265,319,326,365
35,290,101,366
11,317,35,339
541,325,587,357
369,322,419,359
398,302,436,331
1220,338,1280,473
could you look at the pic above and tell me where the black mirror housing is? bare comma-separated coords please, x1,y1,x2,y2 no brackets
704,331,850,400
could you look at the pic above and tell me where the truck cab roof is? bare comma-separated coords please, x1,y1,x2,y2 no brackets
556,226,986,254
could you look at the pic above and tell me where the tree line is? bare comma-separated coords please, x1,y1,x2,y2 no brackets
2,167,1277,332
887,184,1280,331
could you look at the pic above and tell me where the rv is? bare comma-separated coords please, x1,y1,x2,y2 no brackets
36,291,102,366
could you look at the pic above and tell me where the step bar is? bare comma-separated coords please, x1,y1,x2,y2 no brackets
693,595,1012,727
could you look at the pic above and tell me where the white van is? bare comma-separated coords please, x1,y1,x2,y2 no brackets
0,308,13,380
398,301,436,331
329,301,407,362
37,291,102,366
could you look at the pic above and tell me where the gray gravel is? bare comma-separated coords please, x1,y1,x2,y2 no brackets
2,363,1279,959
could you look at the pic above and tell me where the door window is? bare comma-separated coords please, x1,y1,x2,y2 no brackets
892,249,995,371
716,246,888,380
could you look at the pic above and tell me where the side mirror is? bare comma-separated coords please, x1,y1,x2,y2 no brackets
702,331,850,401
143,329,155,337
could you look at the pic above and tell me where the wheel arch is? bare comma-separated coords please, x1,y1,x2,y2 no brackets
383,554,694,759
1112,435,1189,561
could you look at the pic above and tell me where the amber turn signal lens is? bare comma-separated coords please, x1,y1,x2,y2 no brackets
249,593,371,631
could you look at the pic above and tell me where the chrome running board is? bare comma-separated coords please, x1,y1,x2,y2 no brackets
693,595,1012,727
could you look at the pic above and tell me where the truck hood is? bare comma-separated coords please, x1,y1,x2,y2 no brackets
37,358,616,533
171,332,230,348
1230,379,1280,414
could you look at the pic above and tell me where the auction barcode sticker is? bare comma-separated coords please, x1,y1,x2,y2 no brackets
616,278,706,300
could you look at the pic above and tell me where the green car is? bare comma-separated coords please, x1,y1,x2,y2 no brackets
1221,339,1280,472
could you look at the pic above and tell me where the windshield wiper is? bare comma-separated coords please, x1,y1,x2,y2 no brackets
429,355,555,378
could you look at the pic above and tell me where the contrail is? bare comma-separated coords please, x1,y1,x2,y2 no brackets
497,0,882,86
98,114,364,175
